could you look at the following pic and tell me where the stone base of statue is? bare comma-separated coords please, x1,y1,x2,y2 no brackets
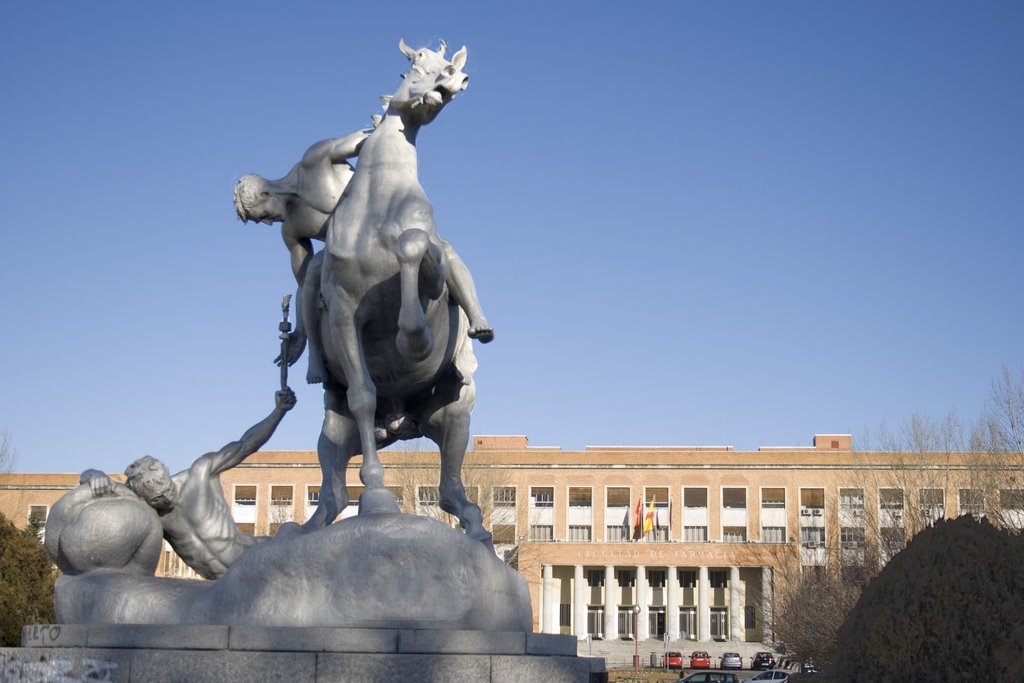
54,513,530,630
2,625,608,682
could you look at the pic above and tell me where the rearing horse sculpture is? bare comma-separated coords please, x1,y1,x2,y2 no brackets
303,40,492,548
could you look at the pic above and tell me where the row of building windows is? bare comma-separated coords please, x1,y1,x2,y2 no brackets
583,569,733,589
223,484,1024,512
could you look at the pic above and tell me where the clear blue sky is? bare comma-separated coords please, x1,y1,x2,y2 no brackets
2,2,1021,473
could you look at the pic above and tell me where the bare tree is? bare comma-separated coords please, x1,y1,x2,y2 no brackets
1,430,15,473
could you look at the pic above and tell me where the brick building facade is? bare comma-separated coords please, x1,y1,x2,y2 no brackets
2,433,1018,642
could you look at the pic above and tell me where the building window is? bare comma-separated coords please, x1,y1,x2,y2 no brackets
28,505,47,525
880,527,905,560
270,485,293,507
1000,489,1024,529
840,527,865,547
648,570,666,588
268,488,293,534
306,486,320,507
800,527,825,548
959,488,984,517
27,505,47,539
840,488,864,509
492,524,515,544
723,488,746,509
684,488,708,508
880,488,905,529
722,526,747,543
569,487,592,507
649,527,669,542
606,487,631,507
529,525,553,541
587,569,605,587
744,606,756,629
1000,489,1024,510
761,488,785,508
709,570,728,588
530,487,554,508
233,486,257,506
494,486,516,507
678,570,697,588
646,488,669,504
880,488,904,510
800,488,825,510
919,488,945,525
559,604,571,627
617,570,636,587
761,526,786,543
418,486,440,507
684,526,708,542
606,525,630,541
569,525,592,542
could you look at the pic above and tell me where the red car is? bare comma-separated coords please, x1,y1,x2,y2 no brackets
665,651,684,670
689,651,711,669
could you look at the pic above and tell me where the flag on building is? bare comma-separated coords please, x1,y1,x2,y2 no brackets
643,497,655,536
632,497,642,540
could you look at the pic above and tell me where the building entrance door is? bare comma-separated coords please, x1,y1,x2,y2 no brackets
648,608,665,638
710,608,728,639
587,608,604,638
679,608,696,639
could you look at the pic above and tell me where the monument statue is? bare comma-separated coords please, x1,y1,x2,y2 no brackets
33,41,532,636
300,39,494,550
47,389,297,579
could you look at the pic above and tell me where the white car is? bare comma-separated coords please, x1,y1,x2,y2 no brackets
720,652,743,670
742,670,790,683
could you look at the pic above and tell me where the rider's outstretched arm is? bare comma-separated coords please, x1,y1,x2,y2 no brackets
440,238,493,342
199,389,297,476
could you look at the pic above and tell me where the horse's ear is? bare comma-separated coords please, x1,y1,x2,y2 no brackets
399,38,417,60
451,46,467,70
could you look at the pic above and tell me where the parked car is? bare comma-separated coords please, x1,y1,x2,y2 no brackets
680,673,740,683
720,652,743,670
751,652,777,670
666,651,684,670
741,669,790,683
689,651,712,669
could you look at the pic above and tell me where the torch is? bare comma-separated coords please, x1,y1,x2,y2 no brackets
279,294,292,390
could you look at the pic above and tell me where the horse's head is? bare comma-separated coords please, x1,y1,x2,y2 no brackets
389,39,468,126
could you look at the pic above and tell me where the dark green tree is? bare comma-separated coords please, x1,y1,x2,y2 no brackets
0,511,57,646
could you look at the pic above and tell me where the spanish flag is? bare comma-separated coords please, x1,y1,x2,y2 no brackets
643,498,655,536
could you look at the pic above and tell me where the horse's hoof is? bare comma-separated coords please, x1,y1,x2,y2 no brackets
358,487,402,515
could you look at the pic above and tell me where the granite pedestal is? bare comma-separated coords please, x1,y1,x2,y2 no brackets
1,625,607,682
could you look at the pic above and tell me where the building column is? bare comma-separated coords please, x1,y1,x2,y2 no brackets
573,564,587,639
543,564,557,634
729,566,741,642
698,566,710,642
666,565,680,642
761,566,773,644
603,565,618,640
637,565,649,640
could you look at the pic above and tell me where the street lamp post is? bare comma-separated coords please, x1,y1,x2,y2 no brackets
632,604,641,674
